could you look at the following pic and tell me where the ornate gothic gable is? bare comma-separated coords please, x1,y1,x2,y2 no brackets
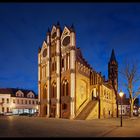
51,25,57,42
61,26,71,47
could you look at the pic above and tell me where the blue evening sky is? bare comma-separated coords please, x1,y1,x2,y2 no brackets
0,3,140,98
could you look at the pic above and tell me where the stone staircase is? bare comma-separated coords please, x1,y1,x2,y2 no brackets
75,100,98,120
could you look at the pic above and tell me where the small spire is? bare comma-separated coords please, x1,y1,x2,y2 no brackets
110,49,117,62
56,21,61,29
70,24,75,32
38,47,41,53
47,27,50,35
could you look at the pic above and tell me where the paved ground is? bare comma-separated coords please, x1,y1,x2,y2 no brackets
0,116,140,137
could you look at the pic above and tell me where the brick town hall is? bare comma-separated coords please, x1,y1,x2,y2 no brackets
38,22,118,120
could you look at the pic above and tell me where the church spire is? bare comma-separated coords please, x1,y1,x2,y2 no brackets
110,49,117,62
47,27,50,35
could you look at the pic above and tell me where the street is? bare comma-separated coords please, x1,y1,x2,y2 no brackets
0,116,140,137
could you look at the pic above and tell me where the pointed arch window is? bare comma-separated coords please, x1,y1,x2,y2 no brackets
66,82,69,96
43,85,47,99
62,79,69,96
62,58,64,69
52,82,56,98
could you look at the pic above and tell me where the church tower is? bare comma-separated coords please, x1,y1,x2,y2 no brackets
108,49,118,93
108,49,118,117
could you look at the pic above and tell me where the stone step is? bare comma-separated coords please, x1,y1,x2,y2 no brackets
75,100,98,120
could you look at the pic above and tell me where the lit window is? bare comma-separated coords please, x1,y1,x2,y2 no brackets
13,99,15,103
7,98,9,104
62,79,69,96
2,98,4,103
7,107,9,113
2,107,4,112
52,82,56,98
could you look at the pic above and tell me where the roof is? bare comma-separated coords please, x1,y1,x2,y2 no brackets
0,88,37,98
76,48,91,68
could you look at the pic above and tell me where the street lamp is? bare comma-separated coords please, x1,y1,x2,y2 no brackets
119,90,124,127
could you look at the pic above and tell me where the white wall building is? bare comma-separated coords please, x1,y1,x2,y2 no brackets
118,104,130,116
0,88,38,115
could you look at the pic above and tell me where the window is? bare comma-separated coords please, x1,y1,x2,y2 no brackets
66,82,69,96
25,100,27,104
52,63,54,71
7,98,9,104
62,83,65,96
13,99,15,103
29,100,31,104
62,79,69,96
17,99,19,104
36,101,38,104
7,107,9,113
32,100,34,104
27,93,34,98
2,107,4,112
52,82,56,98
52,62,56,72
2,98,4,103
62,59,64,68
67,54,70,70
21,100,23,104
43,85,47,99
62,103,67,110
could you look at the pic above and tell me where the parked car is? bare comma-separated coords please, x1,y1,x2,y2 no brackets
5,112,13,116
0,112,4,116
19,113,30,116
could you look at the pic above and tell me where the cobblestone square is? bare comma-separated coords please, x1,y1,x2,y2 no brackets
0,116,140,137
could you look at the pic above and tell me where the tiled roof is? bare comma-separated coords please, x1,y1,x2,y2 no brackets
0,88,37,98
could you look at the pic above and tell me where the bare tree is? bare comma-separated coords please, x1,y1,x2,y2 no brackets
120,62,140,117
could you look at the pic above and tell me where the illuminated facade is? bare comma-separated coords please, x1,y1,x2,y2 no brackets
38,23,118,119
0,88,38,115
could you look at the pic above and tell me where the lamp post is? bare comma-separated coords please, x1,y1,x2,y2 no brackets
119,90,124,127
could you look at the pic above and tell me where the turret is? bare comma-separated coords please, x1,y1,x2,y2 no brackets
70,24,76,47
47,28,51,45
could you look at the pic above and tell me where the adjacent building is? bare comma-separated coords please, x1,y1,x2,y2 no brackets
0,88,38,115
38,23,118,119
118,94,139,116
